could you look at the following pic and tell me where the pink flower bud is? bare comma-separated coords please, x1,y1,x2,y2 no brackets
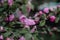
49,32,53,36
39,11,43,15
6,38,11,40
49,8,54,11
50,16,56,22
30,26,36,33
5,14,14,21
52,27,57,31
34,13,39,17
8,0,14,6
43,8,49,13
9,14,14,21
19,36,25,40
0,26,4,31
34,17,40,23
6,37,14,40
24,25,29,29
0,35,3,40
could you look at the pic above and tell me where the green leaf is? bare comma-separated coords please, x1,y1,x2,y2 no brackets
25,33,32,40
39,20,45,27
22,0,28,4
55,17,59,23
21,5,28,16
3,31,11,37
30,4,34,10
33,35,38,40
0,8,4,12
41,14,46,20
13,32,20,38
51,34,56,40
19,28,28,34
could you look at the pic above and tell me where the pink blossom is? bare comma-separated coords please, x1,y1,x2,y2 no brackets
39,11,43,15
19,15,35,26
5,14,14,21
34,17,40,23
34,13,39,17
19,15,26,24
43,8,49,13
50,16,56,22
8,0,14,6
52,27,57,31
19,36,25,40
49,8,54,11
6,37,14,40
6,38,11,40
24,19,35,26
24,25,30,29
0,26,4,31
0,35,3,40
30,26,36,33
15,9,23,18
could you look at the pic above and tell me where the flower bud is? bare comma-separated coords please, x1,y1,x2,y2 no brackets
8,0,14,6
0,35,3,40
5,14,14,21
0,26,4,31
39,11,43,15
19,36,25,40
49,16,56,22
43,8,49,13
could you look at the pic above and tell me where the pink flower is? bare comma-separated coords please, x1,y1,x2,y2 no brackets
15,9,23,18
24,25,30,29
6,38,11,40
39,11,43,15
49,16,56,22
43,8,49,13
52,27,57,31
8,0,14,6
0,35,3,40
19,36,25,40
49,8,54,11
30,26,36,33
24,19,35,26
19,15,35,26
5,14,14,21
34,13,39,17
0,26,4,31
6,37,14,40
19,15,26,24
34,17,40,23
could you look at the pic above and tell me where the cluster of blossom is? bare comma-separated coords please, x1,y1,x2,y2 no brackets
0,0,60,40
